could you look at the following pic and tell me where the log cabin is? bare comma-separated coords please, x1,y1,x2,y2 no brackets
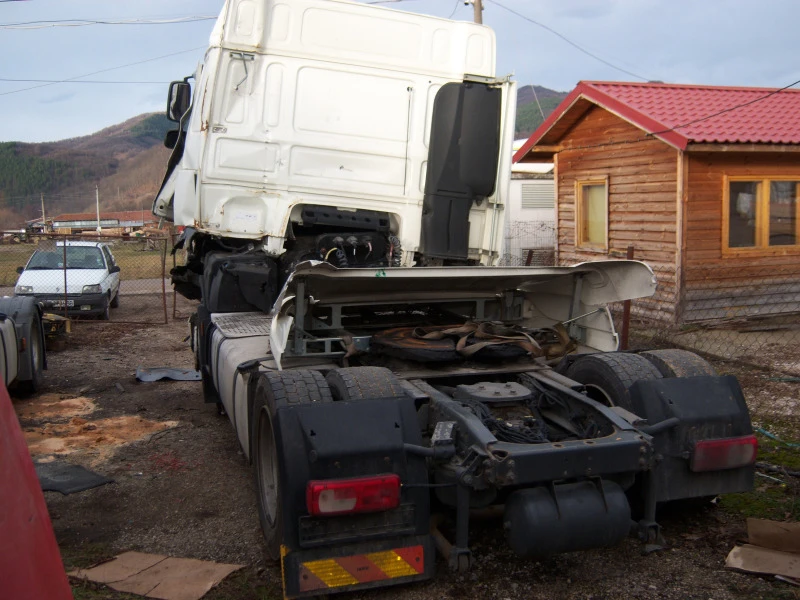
513,81,800,324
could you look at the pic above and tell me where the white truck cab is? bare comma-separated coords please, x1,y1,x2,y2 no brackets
155,0,516,300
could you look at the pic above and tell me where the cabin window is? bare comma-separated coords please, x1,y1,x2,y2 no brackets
726,177,800,251
576,180,607,250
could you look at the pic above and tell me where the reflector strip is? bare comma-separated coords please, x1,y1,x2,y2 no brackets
298,545,424,593
302,559,359,588
365,551,420,578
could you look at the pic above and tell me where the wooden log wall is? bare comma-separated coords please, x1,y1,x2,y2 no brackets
555,107,680,321
683,152,800,321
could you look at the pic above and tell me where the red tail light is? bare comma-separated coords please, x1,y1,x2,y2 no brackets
690,435,758,472
306,474,400,516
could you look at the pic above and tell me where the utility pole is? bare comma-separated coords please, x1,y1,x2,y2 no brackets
472,0,483,24
95,185,101,234
40,193,46,233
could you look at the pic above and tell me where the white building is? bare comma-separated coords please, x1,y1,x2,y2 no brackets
503,141,554,265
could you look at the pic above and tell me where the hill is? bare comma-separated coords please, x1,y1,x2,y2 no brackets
515,85,568,139
0,84,568,228
0,113,172,228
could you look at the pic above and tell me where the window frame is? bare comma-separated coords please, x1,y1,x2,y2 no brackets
575,177,609,251
723,175,800,255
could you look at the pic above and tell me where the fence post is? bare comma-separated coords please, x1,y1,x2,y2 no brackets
160,237,168,325
620,245,634,350
61,235,68,318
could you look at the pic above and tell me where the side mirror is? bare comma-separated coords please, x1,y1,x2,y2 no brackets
164,129,180,149
167,81,191,123
110,265,121,274
16,266,24,274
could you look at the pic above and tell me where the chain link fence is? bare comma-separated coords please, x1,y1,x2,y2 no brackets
6,226,797,372
610,262,800,375
0,232,170,324
499,221,556,266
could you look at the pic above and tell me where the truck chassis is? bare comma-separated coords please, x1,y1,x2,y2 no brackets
191,260,756,598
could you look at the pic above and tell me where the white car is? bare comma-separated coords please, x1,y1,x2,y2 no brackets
15,241,121,319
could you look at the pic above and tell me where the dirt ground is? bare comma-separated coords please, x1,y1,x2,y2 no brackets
10,299,800,600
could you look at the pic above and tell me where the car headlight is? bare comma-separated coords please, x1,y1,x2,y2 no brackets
15,285,33,294
82,284,102,294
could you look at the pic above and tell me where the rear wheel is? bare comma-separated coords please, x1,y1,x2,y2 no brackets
326,367,406,401
639,349,716,378
565,353,662,411
252,370,332,560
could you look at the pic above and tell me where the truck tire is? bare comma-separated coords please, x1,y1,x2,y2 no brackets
18,316,44,395
639,349,717,378
251,370,332,560
565,353,662,411
325,367,406,401
0,296,45,396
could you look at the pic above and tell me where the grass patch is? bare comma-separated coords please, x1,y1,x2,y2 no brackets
719,432,800,522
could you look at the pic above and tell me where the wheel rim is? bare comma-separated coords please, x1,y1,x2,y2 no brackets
583,383,617,407
257,407,279,525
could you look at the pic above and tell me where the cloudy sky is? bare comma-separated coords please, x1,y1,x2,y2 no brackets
1,0,799,143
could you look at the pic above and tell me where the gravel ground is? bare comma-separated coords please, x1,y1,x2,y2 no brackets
11,300,800,600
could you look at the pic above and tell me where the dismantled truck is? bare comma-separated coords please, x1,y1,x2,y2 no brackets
154,0,756,597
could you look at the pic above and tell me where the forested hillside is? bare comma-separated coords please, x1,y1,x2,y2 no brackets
0,113,172,228
514,85,568,139
0,84,567,228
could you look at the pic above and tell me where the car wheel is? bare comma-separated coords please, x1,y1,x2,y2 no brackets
100,296,110,321
110,290,119,308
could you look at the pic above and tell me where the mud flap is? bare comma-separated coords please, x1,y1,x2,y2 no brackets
628,375,755,502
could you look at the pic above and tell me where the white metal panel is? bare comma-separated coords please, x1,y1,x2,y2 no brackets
218,0,495,80
521,182,554,209
294,68,411,141
211,326,272,458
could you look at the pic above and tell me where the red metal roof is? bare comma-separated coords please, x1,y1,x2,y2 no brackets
513,81,800,161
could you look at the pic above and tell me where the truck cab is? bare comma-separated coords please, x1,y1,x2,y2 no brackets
155,0,516,306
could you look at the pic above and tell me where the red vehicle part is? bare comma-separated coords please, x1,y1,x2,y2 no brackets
0,383,72,600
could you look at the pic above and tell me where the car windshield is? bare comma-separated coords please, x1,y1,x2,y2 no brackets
26,247,106,270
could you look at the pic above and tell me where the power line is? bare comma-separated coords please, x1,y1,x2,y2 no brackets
1,16,216,29
0,46,204,97
485,0,651,82
447,0,460,19
0,78,169,84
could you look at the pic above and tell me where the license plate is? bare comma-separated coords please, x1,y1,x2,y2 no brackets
53,299,75,308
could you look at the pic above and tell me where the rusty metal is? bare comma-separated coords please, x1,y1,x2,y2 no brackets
620,245,634,350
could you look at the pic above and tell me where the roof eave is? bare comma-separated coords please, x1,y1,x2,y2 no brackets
513,82,691,162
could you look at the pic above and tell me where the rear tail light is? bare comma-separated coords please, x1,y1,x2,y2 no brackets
306,474,400,516
690,434,758,472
